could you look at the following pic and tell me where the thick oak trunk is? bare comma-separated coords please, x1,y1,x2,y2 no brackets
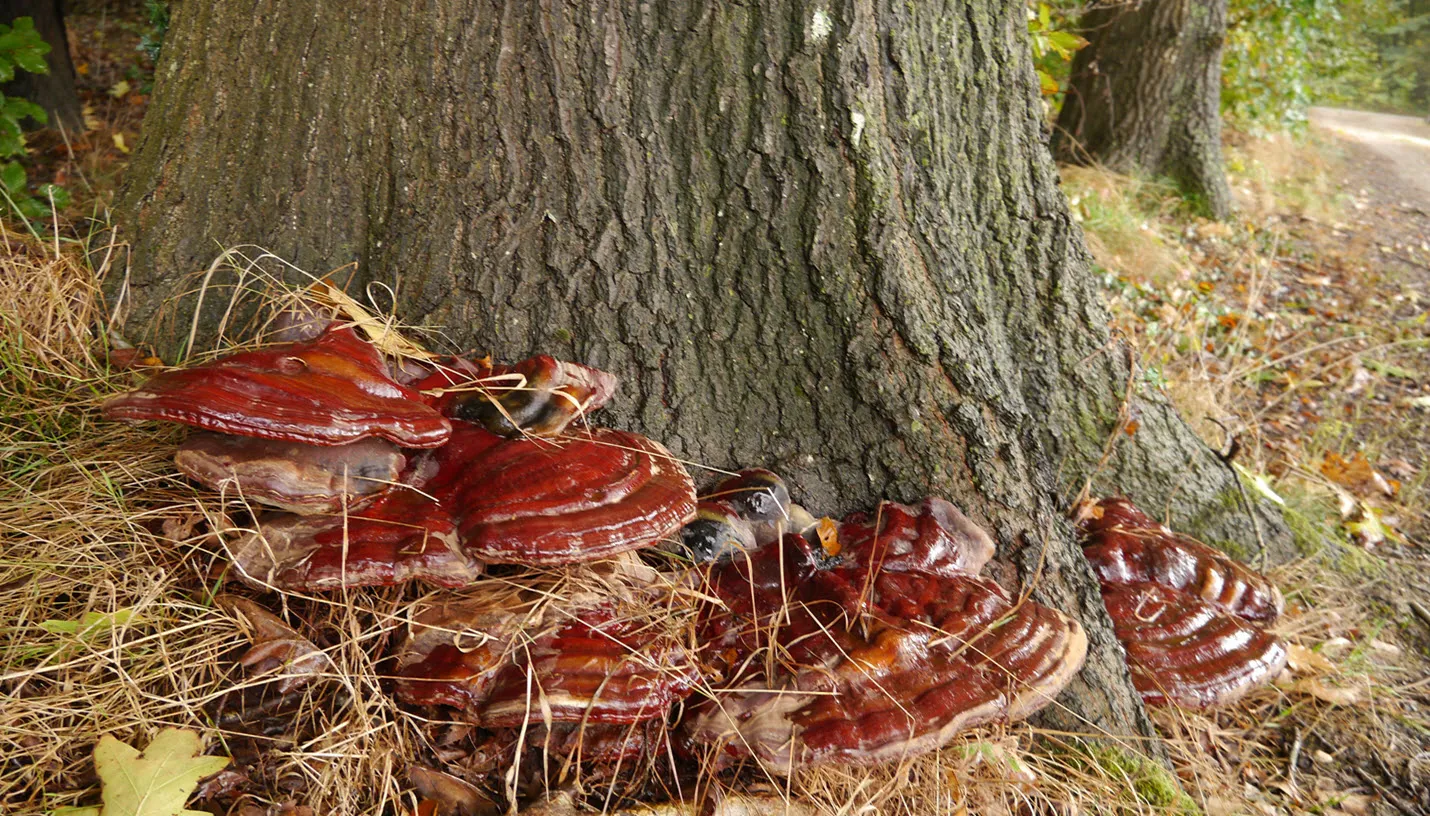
1054,0,1234,218
114,0,1289,767
1,0,82,133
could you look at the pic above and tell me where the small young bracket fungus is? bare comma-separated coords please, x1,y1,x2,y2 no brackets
1101,582,1288,708
175,432,405,514
448,355,618,438
837,497,997,578
684,495,1086,772
395,598,699,727
102,326,451,448
439,427,696,565
674,469,821,563
1077,496,1288,707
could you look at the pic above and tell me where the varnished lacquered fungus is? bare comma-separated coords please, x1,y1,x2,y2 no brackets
1077,496,1288,707
102,326,451,448
448,355,618,438
227,474,482,591
175,432,404,514
1101,581,1288,708
395,598,699,726
430,427,696,565
837,497,997,578
1082,524,1284,623
683,499,1086,771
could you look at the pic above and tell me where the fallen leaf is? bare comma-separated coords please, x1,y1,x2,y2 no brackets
1288,677,1363,706
1286,643,1337,675
113,133,130,154
219,595,329,694
1363,358,1416,380
87,728,230,816
109,80,130,99
408,765,497,816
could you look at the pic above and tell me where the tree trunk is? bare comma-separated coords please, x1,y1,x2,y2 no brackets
113,0,1290,765
1,0,83,133
1053,0,1234,218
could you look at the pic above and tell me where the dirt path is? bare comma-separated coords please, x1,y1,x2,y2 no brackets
1310,107,1430,208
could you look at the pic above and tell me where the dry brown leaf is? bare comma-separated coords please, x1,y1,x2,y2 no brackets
1286,643,1337,675
1287,677,1364,706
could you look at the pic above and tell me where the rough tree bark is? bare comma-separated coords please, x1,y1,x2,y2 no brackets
1053,0,1234,218
1,1,82,133
113,0,1290,760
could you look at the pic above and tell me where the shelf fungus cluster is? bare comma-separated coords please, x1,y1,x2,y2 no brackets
1077,497,1288,708
103,326,696,590
677,478,1088,771
111,322,1287,783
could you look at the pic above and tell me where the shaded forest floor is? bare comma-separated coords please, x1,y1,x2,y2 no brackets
0,5,1427,814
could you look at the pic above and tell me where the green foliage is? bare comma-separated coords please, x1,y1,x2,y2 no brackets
0,17,50,157
1025,2,1087,108
1224,0,1429,129
139,1,170,67
0,16,69,222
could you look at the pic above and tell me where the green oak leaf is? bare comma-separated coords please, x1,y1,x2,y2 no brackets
87,729,229,816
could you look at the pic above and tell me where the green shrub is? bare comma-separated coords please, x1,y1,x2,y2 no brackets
0,16,69,221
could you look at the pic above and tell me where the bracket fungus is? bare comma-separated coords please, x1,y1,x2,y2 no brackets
682,485,1086,771
102,326,452,448
434,427,696,565
1077,496,1288,708
175,432,405,514
395,594,700,728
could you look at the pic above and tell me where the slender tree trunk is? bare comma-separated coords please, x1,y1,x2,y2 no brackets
1054,0,1234,218
113,0,1290,767
1,0,83,133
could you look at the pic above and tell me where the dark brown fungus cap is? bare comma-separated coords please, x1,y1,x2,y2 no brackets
1101,581,1288,708
395,598,699,726
684,501,1086,771
175,432,404,514
445,355,618,438
675,469,800,562
102,326,451,448
438,427,696,565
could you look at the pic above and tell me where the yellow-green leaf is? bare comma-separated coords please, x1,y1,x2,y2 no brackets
91,729,229,816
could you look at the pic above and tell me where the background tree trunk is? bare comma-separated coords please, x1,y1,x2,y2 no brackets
1,0,83,133
114,0,1290,756
1053,0,1234,218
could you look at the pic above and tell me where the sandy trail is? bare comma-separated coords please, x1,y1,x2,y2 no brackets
1309,107,1430,207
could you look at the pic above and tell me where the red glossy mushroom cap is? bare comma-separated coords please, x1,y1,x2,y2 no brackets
175,432,405,514
837,498,996,578
227,474,482,591
1083,527,1284,623
395,598,699,726
1101,581,1288,708
433,427,696,565
1077,496,1283,623
102,326,451,448
686,503,1086,772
